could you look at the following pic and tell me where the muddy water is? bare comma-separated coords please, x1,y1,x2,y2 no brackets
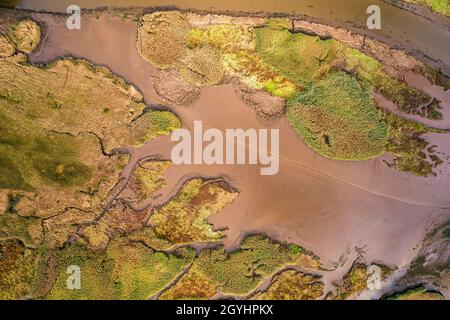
14,0,450,74
29,14,450,268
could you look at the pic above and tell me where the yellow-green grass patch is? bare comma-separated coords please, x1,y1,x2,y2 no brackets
8,19,40,54
332,262,392,300
0,239,36,300
150,178,238,244
43,238,191,300
287,70,389,160
137,11,191,68
387,286,444,300
191,235,303,296
252,270,324,300
159,269,217,300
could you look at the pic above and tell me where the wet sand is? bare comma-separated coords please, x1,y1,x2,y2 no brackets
29,14,450,270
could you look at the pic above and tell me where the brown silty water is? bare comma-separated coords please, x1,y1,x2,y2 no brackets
27,14,450,272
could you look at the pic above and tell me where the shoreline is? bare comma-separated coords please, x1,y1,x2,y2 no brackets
5,2,450,75
3,5,450,76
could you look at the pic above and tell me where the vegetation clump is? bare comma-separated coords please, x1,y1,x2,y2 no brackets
387,286,444,300
188,24,254,53
0,17,333,301
383,112,438,176
120,160,171,205
8,19,40,54
152,68,201,105
287,70,389,160
0,206,43,247
252,270,324,300
255,27,433,118
0,34,14,57
137,11,191,68
179,46,225,86
159,270,217,300
159,236,321,299
332,262,392,300
187,235,303,296
0,239,36,300
254,27,338,86
150,178,238,243
39,238,192,300
400,219,450,287
133,110,181,145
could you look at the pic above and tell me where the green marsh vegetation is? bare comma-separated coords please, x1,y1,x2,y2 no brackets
287,70,389,160
0,210,43,247
25,232,319,300
121,160,171,204
254,25,442,173
160,236,319,300
159,269,217,300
